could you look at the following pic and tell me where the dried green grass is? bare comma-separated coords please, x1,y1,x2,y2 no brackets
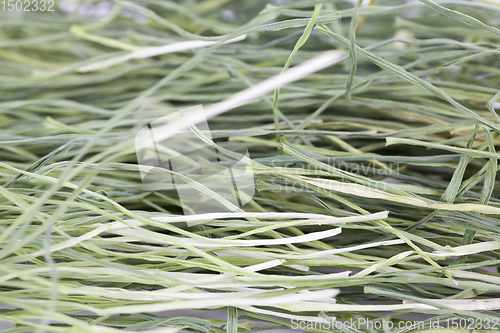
1,0,500,332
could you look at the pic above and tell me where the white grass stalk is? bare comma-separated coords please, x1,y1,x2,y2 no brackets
243,259,285,272
150,50,346,144
433,241,500,257
110,226,343,247
78,35,247,72
402,299,500,311
217,239,404,260
27,225,109,258
108,210,388,230
96,289,340,315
